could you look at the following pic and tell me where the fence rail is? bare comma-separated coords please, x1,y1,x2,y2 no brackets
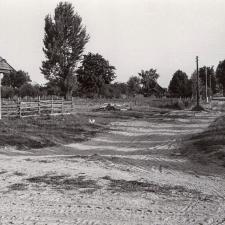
2,98,74,118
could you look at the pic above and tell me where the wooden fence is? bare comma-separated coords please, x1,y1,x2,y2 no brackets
1,96,195,118
2,98,74,118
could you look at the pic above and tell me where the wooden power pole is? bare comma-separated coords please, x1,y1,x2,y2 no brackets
205,67,208,103
192,56,204,111
196,56,200,107
209,68,212,100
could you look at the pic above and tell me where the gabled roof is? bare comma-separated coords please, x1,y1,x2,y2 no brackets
0,56,15,74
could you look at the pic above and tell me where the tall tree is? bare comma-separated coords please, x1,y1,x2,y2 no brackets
168,70,192,97
77,53,116,97
41,1,89,98
216,60,225,96
2,70,31,88
138,69,159,94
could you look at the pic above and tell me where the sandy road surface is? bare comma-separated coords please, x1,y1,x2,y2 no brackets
0,110,225,225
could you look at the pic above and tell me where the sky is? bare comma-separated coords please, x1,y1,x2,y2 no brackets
0,0,225,87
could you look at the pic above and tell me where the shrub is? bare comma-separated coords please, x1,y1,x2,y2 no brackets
1,86,15,99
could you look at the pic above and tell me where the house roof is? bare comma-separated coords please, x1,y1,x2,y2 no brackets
0,56,15,74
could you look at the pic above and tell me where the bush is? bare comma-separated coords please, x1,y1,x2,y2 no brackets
1,86,15,98
18,83,40,97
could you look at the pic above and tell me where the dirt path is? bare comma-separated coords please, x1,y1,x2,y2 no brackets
0,110,225,225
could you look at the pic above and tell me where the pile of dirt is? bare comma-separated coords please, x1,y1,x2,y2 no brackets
181,115,225,166
94,103,130,112
192,105,205,111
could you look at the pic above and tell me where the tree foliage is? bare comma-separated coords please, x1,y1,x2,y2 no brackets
138,69,159,94
168,70,192,97
18,83,40,98
77,53,116,97
216,60,225,95
41,1,89,98
1,86,15,99
111,82,128,97
199,66,217,94
2,70,31,88
127,76,141,96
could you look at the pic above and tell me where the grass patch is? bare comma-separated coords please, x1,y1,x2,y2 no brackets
102,176,207,199
14,172,26,176
8,183,28,191
26,174,100,191
0,170,7,175
0,114,106,150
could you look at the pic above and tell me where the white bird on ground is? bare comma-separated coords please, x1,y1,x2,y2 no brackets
89,118,95,124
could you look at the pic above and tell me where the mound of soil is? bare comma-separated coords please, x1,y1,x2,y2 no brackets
192,105,205,111
181,115,225,166
94,104,121,112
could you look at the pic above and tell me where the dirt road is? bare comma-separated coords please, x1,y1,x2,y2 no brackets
0,109,225,225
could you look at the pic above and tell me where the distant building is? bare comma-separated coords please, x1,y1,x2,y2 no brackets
0,56,15,74
143,83,166,98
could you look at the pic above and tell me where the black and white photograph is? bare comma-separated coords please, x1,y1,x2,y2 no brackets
0,0,225,224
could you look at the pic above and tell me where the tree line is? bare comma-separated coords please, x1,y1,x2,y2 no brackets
2,1,225,99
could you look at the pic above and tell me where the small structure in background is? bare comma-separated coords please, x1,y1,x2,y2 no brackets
143,83,167,98
0,56,15,119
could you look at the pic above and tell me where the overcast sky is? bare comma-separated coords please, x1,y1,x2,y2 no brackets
0,0,225,87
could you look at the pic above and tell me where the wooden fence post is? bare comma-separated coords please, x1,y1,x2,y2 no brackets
51,96,54,114
38,96,41,115
18,99,21,118
6,102,9,117
61,97,64,114
7,102,10,117
71,97,74,112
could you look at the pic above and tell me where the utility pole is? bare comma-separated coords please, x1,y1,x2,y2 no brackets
192,56,204,111
205,67,208,103
209,68,212,101
196,56,200,107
